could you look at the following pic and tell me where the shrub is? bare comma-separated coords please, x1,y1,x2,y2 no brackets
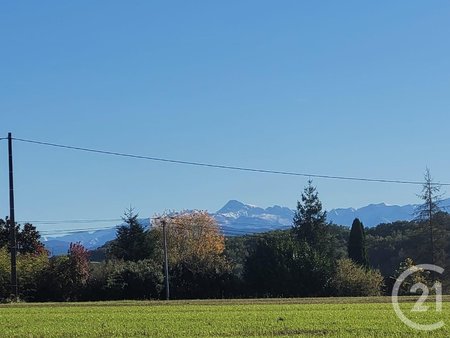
0,246,49,301
244,233,334,297
34,243,90,301
169,260,235,299
332,258,384,296
87,259,164,300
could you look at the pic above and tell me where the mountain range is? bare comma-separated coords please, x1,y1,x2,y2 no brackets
42,198,450,255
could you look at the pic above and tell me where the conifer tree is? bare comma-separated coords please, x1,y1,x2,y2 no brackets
293,180,329,252
348,218,369,267
415,168,443,266
110,208,148,261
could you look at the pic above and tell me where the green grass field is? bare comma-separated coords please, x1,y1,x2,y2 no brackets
1,297,449,337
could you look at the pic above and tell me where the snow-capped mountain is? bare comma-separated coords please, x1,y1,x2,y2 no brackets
216,200,294,235
42,198,450,254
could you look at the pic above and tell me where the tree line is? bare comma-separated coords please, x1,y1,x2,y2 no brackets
0,170,447,302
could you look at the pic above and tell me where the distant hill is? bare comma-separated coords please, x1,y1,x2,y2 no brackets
42,198,450,254
42,219,151,255
327,203,416,228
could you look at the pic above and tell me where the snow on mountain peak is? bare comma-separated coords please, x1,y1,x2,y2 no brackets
42,198,450,255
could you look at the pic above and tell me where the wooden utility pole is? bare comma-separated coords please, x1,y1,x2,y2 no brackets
162,218,170,300
8,132,18,300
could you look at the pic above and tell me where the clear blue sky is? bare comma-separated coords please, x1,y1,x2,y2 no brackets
1,1,449,231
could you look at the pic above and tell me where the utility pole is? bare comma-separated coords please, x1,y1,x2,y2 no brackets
162,218,170,300
8,132,18,300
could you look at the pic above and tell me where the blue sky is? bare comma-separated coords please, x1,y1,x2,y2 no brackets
1,1,450,231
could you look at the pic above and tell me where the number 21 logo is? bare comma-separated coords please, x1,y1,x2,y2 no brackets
392,264,444,331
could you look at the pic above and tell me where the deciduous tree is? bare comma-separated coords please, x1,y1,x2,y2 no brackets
154,211,230,298
156,211,226,268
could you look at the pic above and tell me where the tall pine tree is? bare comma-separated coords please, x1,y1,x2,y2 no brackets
415,168,443,267
348,218,369,267
109,208,149,261
292,180,335,294
293,180,329,252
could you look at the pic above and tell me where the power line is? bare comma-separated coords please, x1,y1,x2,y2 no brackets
40,226,118,235
20,206,450,235
15,205,450,236
12,136,449,186
19,218,122,225
33,217,285,235
38,222,287,236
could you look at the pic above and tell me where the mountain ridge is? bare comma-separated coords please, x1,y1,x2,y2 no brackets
42,198,450,254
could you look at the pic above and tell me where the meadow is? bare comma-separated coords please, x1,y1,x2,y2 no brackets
0,297,449,337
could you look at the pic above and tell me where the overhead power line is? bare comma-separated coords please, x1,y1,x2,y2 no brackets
12,137,449,186
40,225,119,235
35,218,288,236
20,218,122,225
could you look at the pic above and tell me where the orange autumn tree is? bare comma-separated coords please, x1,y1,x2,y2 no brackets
154,211,226,270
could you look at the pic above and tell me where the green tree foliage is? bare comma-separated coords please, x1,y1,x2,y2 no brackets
0,219,44,254
86,259,163,300
366,213,450,279
169,261,237,299
0,220,7,249
36,242,90,301
332,258,384,296
0,220,48,301
0,247,12,299
329,224,351,259
365,220,411,277
0,246,49,301
17,223,44,254
4,198,449,301
244,232,296,297
36,256,70,301
292,180,339,265
292,180,332,254
244,231,334,297
109,208,152,262
348,218,369,267
223,236,248,278
233,181,352,299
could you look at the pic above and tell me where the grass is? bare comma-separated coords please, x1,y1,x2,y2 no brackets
1,297,449,337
